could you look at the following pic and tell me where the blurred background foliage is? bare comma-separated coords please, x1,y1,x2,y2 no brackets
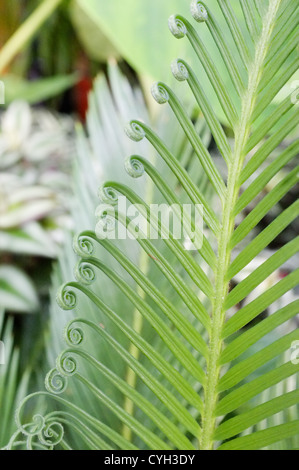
0,0,298,448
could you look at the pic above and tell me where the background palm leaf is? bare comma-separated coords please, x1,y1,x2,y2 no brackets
0,309,34,448
7,0,299,450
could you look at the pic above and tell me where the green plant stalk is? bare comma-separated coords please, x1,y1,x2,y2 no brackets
0,0,63,74
200,0,282,450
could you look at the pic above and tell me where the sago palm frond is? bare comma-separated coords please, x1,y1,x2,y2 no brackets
8,0,299,450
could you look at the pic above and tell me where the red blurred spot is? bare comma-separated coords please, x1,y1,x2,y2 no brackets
74,54,93,122
74,77,92,122
279,269,290,279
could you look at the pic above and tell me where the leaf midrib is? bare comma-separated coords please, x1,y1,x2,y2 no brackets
200,0,282,450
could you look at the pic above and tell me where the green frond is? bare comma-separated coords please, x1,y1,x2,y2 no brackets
8,0,299,451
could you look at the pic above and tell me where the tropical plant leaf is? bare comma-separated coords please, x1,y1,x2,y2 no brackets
1,73,79,105
7,0,299,451
69,1,120,62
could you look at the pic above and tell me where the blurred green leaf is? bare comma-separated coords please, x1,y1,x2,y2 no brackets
72,0,192,79
0,265,39,313
1,73,79,105
0,223,57,258
69,1,120,62
0,309,38,448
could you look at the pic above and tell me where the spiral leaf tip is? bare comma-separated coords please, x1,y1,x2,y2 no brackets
65,324,84,346
57,352,77,377
125,156,145,178
39,421,64,447
98,184,119,205
171,59,189,81
151,82,170,104
73,234,94,258
168,14,187,39
45,369,68,395
75,261,96,285
124,121,145,142
190,1,208,22
56,284,77,311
